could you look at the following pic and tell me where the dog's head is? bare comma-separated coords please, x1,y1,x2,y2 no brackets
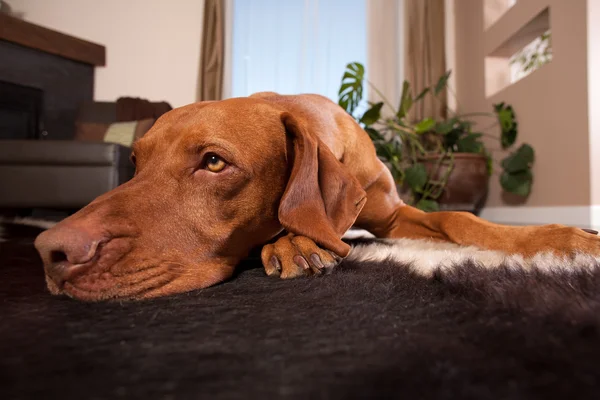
35,98,365,301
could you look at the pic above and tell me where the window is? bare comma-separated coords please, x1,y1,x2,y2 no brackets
231,0,367,102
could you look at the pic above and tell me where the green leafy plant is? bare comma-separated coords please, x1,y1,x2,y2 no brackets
510,31,552,77
338,62,535,212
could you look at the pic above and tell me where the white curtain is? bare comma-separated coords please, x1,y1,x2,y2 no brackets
229,0,367,102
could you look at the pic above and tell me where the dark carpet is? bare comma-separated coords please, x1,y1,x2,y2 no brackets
3,222,600,399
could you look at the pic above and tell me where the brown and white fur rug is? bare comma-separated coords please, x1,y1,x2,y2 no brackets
345,230,600,278
3,218,600,399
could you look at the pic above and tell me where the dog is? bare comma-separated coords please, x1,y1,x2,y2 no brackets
34,93,600,301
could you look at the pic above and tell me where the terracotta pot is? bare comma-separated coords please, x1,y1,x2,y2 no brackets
421,153,490,214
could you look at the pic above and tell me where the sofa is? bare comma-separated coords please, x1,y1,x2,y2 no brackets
0,98,171,211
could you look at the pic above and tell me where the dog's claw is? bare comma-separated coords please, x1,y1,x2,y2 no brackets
271,256,281,271
261,234,342,279
293,255,312,274
310,253,324,270
263,256,282,277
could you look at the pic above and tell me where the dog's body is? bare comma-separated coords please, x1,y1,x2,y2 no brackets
35,93,600,301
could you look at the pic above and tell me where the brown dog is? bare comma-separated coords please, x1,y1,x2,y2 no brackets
34,93,600,301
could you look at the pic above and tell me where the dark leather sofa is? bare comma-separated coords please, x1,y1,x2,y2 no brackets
0,140,133,209
0,100,170,211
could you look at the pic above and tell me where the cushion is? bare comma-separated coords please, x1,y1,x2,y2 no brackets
76,102,117,124
75,118,154,146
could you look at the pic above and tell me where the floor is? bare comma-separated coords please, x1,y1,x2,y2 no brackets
3,222,600,399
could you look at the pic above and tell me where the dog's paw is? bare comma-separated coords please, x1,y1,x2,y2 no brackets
519,225,600,257
260,234,342,279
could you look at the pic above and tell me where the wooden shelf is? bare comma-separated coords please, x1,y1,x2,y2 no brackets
0,13,105,66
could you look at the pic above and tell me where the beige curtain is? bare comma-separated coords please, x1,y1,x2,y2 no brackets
367,0,403,113
404,0,447,121
197,0,225,101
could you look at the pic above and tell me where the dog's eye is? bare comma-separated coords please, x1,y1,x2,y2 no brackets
130,153,137,167
204,154,227,173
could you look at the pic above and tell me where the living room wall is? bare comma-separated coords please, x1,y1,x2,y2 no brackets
8,0,205,108
450,0,597,228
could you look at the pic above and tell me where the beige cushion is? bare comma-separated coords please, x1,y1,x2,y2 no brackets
75,118,154,147
104,121,137,147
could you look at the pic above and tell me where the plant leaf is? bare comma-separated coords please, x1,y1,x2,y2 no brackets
416,199,440,212
338,62,365,114
434,70,452,95
500,170,533,196
414,118,436,134
375,142,400,161
494,102,518,149
390,163,404,184
456,132,484,153
360,102,384,126
485,152,494,176
435,118,457,135
404,163,428,193
397,80,413,119
501,143,535,173
443,129,463,151
364,127,385,141
414,88,430,102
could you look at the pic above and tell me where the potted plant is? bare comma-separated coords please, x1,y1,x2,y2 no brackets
338,62,535,213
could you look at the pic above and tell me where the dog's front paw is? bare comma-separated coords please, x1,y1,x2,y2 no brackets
260,234,342,279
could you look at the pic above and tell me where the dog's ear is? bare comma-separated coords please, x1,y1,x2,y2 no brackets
278,113,367,257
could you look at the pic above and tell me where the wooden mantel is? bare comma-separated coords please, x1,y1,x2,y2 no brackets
0,13,105,66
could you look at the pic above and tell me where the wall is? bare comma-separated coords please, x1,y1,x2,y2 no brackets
588,0,600,228
452,0,596,227
9,0,205,108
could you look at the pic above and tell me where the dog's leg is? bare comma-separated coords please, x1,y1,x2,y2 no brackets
387,207,600,258
261,233,342,279
355,164,600,258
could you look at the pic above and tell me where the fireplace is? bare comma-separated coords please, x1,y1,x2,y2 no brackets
0,14,105,140
0,80,44,140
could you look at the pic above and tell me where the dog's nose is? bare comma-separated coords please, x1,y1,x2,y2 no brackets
35,225,107,286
